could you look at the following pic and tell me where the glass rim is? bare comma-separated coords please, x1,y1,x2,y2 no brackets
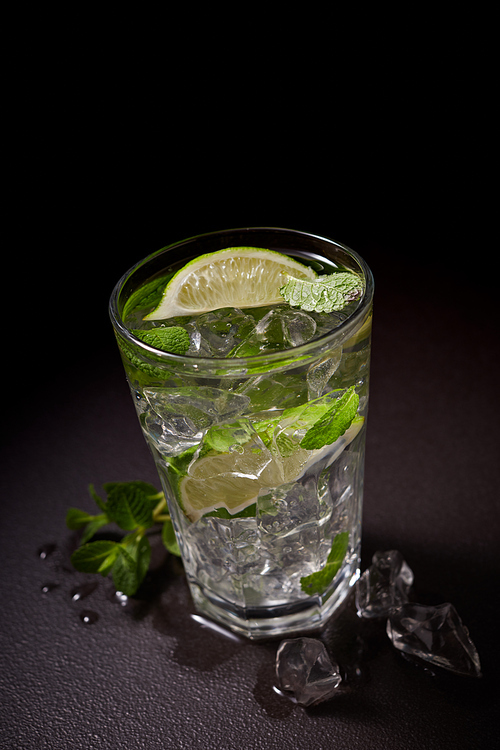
108,227,374,373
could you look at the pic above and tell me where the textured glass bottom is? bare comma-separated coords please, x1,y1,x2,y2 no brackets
188,556,360,640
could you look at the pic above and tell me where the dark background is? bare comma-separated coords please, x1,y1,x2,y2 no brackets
2,26,498,750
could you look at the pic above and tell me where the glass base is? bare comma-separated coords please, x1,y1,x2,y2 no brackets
188,558,360,640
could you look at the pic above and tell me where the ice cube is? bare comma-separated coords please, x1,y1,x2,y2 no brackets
233,306,317,356
309,309,347,338
141,413,202,456
275,637,342,706
307,349,343,399
236,372,308,412
386,602,482,677
145,387,250,426
280,309,317,348
142,387,250,455
356,550,414,619
190,308,256,357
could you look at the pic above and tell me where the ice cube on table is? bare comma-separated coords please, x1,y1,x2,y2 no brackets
275,637,342,706
386,602,482,677
356,550,414,619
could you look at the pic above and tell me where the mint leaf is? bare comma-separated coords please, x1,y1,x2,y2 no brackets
166,444,199,476
133,326,190,355
104,482,159,530
116,338,170,381
67,482,180,597
121,533,152,585
252,389,348,457
300,531,349,594
66,507,110,545
88,484,107,512
80,516,110,544
66,508,97,530
162,518,181,557
123,271,174,320
71,540,119,576
280,272,363,313
103,480,159,499
203,420,255,453
300,386,359,450
112,544,139,595
205,503,257,520
280,391,342,428
326,530,350,567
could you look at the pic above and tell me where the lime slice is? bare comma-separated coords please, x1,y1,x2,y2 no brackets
178,417,364,522
143,247,317,321
178,439,282,522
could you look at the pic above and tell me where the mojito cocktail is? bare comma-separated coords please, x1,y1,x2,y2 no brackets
109,228,374,639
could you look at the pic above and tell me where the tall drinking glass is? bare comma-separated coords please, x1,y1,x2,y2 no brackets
109,228,374,639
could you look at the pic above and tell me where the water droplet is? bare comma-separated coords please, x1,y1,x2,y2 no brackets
37,543,56,560
71,581,98,601
79,610,99,625
41,583,59,594
115,590,128,606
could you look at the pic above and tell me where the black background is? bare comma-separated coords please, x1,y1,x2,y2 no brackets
2,28,498,750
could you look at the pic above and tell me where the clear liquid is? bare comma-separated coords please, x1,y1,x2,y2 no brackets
119,249,372,638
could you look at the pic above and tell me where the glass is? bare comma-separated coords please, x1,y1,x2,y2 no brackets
109,227,374,639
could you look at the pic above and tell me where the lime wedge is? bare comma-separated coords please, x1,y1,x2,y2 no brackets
178,438,282,522
143,247,317,321
177,416,364,522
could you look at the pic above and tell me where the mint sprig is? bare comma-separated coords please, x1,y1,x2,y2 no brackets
280,271,363,313
66,482,181,596
300,531,349,594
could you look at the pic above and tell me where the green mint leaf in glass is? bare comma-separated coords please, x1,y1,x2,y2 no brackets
300,386,359,450
280,271,363,313
162,518,182,557
300,532,349,594
123,271,175,320
204,503,258,520
103,481,160,530
203,420,255,454
166,444,199,476
116,338,171,381
133,326,190,355
71,540,119,576
280,391,342,428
